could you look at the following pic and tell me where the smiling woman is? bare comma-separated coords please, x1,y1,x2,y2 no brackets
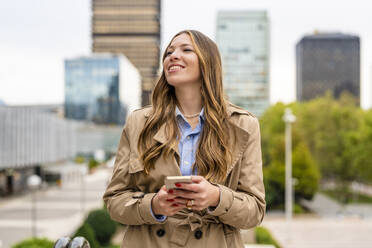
163,33,201,88
103,30,266,248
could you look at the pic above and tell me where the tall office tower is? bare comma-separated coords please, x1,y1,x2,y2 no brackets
65,54,141,125
296,33,360,102
92,0,161,106
216,11,270,117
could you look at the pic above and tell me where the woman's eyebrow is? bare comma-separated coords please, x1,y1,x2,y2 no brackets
168,43,193,49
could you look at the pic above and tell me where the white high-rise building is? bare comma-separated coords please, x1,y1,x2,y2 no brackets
216,11,270,117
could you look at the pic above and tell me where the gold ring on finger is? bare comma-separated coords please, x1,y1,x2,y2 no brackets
186,199,193,209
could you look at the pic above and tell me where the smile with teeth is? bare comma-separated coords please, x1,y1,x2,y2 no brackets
168,65,184,72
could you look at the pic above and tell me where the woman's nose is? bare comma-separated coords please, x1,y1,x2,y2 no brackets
170,50,180,60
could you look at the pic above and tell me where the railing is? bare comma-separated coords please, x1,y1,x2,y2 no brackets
54,237,90,248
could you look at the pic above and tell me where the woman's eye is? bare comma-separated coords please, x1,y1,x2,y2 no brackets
166,51,173,56
184,49,193,52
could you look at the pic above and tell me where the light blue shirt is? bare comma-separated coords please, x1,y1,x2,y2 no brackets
176,106,204,176
150,106,204,221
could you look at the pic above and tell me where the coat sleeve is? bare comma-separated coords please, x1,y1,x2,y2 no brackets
208,116,266,229
103,113,166,225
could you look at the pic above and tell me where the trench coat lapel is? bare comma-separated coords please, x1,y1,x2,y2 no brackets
151,122,180,156
143,110,180,156
153,122,167,144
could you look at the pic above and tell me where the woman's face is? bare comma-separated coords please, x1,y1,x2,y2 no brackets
163,33,201,88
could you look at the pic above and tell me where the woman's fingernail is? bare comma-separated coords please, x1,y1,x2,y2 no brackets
166,199,174,202
175,183,181,187
168,189,174,194
172,203,178,207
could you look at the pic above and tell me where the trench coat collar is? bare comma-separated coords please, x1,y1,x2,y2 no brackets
143,103,252,175
153,121,179,154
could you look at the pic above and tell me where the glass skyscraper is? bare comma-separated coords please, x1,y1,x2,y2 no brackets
216,11,270,117
64,54,141,125
296,33,360,102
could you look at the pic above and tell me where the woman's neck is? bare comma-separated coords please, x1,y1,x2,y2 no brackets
175,84,203,116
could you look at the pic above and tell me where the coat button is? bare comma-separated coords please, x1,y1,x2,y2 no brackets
194,230,203,239
156,229,165,237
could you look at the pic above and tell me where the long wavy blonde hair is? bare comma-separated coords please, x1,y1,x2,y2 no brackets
138,30,232,183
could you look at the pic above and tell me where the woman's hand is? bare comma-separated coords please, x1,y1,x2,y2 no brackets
171,176,220,211
151,185,187,216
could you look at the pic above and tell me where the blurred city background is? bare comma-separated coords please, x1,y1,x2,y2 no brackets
1,0,372,247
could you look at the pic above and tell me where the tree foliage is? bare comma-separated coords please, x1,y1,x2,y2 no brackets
351,109,372,184
260,102,319,209
261,92,372,207
296,92,362,183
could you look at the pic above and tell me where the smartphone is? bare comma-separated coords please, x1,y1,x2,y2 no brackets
164,176,192,189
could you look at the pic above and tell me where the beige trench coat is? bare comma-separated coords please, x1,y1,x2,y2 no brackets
103,103,266,248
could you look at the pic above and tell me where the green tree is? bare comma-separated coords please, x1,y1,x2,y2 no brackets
260,102,319,209
260,102,286,168
263,142,319,208
292,142,319,200
264,161,285,207
351,109,372,184
296,93,362,197
261,93,370,206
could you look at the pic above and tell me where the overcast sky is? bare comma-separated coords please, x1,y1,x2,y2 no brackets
0,0,371,108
